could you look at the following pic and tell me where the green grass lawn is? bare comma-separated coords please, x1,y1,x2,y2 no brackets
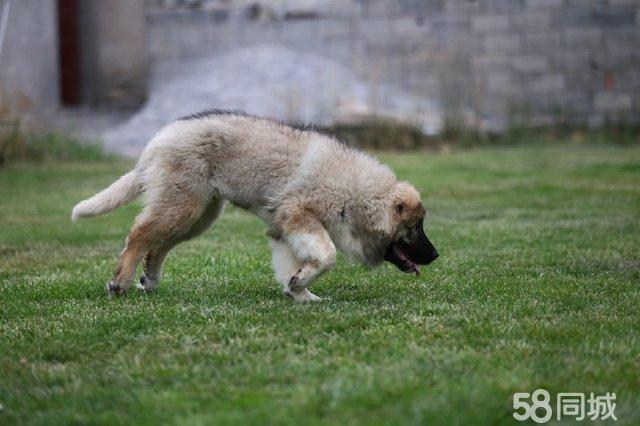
1,144,639,425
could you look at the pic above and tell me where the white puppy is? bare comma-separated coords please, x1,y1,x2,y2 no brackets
72,110,438,301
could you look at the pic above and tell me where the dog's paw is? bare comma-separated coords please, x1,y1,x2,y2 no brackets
287,269,303,290
106,280,126,297
284,288,322,303
136,274,158,292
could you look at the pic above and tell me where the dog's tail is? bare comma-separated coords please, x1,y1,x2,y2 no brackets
71,169,142,222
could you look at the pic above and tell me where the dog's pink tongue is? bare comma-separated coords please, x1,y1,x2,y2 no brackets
409,262,420,276
393,244,420,276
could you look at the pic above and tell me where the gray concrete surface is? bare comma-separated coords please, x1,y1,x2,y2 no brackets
0,0,59,121
78,0,148,107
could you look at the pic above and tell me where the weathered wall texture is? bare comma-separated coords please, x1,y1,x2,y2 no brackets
0,0,59,120
78,0,148,108
148,0,640,131
0,0,148,117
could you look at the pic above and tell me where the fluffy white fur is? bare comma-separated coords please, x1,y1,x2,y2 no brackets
71,111,426,301
71,170,141,222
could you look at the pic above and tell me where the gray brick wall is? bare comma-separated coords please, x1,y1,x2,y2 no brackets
147,0,640,132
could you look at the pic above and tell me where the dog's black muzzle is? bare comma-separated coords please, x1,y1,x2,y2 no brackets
384,219,438,275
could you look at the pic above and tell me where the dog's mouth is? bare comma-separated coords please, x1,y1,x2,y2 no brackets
384,220,439,276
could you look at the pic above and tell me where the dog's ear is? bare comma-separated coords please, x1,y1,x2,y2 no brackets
266,223,283,240
362,182,423,236
391,181,424,226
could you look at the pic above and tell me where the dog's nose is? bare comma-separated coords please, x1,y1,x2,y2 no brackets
426,248,439,264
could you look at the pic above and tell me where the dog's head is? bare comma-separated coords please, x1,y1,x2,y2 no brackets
381,181,438,275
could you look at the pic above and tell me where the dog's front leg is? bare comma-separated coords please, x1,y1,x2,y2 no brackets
286,229,336,301
286,262,325,302
270,214,336,302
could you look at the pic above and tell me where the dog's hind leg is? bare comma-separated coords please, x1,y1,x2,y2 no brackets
106,187,211,296
138,197,225,292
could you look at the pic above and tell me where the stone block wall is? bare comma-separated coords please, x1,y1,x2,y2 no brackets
147,0,640,131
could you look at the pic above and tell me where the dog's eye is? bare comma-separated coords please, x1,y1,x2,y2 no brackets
395,203,405,214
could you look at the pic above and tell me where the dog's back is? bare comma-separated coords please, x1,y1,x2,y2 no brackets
139,111,328,210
